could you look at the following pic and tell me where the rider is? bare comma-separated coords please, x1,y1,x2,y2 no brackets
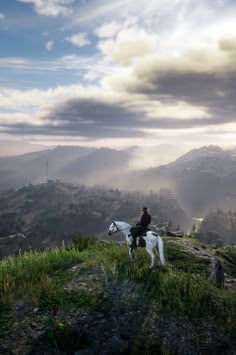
131,207,152,247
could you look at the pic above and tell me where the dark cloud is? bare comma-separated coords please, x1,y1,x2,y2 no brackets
1,99,147,138
1,68,236,140
130,71,236,125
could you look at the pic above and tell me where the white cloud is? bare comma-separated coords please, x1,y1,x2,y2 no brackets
2,0,236,147
98,27,156,65
95,21,122,38
0,12,5,20
83,71,100,81
46,40,54,51
65,32,90,47
0,54,100,73
17,0,74,17
103,36,236,96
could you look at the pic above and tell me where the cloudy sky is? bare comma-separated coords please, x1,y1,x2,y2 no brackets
0,0,236,151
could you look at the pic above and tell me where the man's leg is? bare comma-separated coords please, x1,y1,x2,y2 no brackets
130,227,138,247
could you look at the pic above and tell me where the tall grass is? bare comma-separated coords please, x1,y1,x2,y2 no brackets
0,247,83,311
0,240,235,334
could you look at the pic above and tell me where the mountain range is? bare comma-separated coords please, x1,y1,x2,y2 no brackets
0,144,186,191
0,144,236,217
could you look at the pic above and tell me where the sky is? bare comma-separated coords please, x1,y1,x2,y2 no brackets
0,0,236,151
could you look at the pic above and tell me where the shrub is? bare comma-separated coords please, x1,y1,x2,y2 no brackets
72,232,96,251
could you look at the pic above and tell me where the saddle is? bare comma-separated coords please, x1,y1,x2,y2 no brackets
130,226,149,236
130,226,149,248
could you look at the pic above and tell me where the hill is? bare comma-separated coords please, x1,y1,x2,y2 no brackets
0,237,235,354
135,146,236,216
0,182,188,255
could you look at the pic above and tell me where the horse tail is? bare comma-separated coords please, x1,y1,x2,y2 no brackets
157,236,165,266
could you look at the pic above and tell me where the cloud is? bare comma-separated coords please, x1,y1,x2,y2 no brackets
103,36,236,122
94,21,121,38
219,36,236,51
0,90,220,139
98,27,156,65
0,54,103,73
0,13,5,20
46,40,54,51
2,1,236,147
65,32,90,47
94,18,137,38
17,0,74,17
1,35,236,143
0,98,145,138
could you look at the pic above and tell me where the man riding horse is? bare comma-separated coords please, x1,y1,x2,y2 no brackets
130,207,151,247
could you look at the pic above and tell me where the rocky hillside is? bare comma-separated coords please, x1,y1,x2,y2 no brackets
0,237,235,354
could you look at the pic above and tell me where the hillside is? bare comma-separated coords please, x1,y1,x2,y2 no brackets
0,182,188,255
0,237,235,354
135,146,236,216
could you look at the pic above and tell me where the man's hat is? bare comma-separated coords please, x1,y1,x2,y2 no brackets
143,207,148,211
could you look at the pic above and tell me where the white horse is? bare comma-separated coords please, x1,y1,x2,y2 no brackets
108,221,165,269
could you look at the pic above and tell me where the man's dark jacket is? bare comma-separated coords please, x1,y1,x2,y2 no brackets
138,212,151,228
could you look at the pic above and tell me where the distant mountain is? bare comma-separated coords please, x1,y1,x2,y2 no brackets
135,146,236,216
1,144,236,219
0,146,134,191
0,146,96,191
124,144,189,169
60,147,132,185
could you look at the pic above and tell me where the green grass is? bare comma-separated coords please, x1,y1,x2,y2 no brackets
215,246,236,278
164,239,211,273
0,247,84,311
0,239,235,336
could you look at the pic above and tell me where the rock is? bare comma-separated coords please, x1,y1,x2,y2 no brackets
74,349,92,355
15,299,25,311
0,234,29,258
0,344,8,354
108,336,129,354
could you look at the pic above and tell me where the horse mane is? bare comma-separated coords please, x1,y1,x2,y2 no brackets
113,221,131,228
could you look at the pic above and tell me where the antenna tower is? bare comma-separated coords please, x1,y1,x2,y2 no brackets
46,158,48,182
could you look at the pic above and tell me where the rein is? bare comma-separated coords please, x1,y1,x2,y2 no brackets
111,222,131,234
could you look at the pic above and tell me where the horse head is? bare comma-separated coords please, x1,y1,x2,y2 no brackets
107,221,119,235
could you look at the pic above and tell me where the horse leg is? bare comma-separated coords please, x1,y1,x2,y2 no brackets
146,247,155,269
156,236,165,267
129,246,134,261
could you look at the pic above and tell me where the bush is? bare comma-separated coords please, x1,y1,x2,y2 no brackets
72,232,96,251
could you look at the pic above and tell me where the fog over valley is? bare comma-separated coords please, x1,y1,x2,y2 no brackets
1,144,236,241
